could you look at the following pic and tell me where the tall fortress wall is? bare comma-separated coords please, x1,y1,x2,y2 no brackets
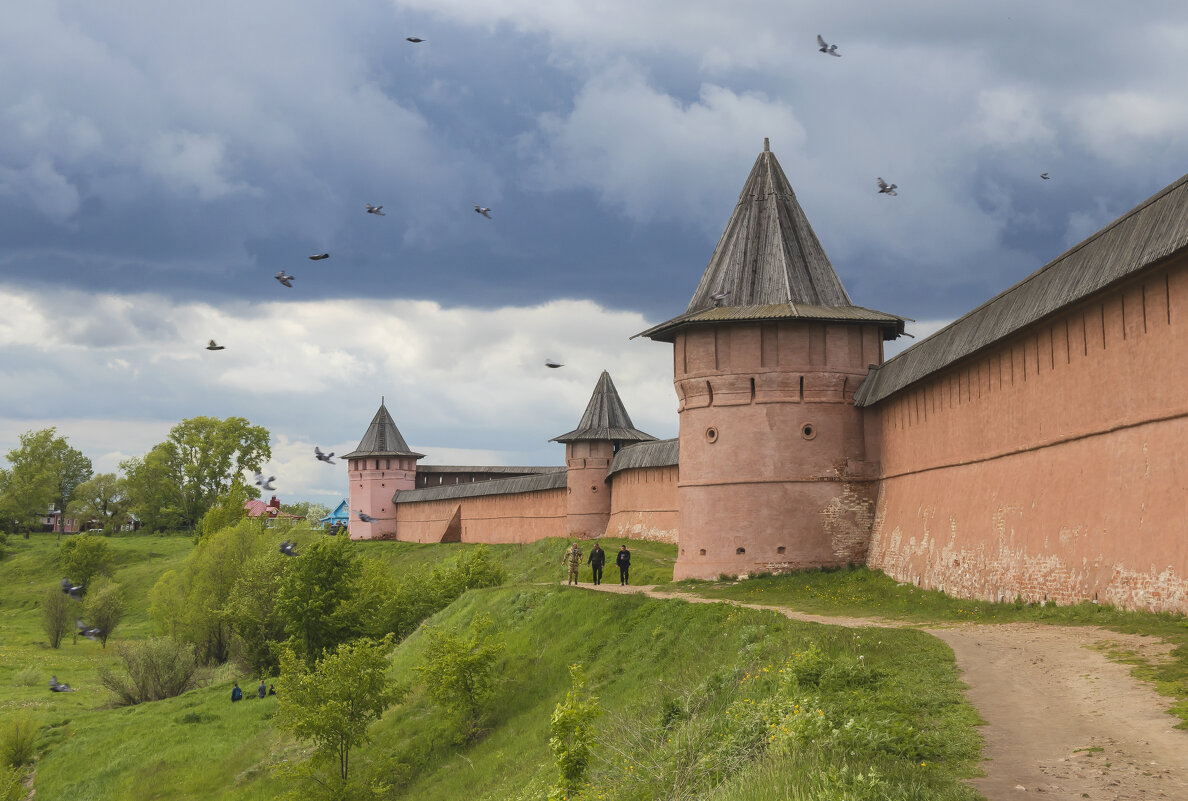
344,140,1188,614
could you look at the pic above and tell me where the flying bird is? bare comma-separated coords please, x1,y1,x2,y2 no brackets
365,204,385,216
406,37,424,43
253,471,277,491
544,359,564,369
357,510,378,523
50,676,75,693
817,34,841,57
876,178,898,196
315,446,336,464
206,340,225,351
77,619,101,640
279,540,297,557
308,253,330,261
473,204,492,219
710,289,730,305
1041,173,1050,180
60,578,82,599
275,271,294,288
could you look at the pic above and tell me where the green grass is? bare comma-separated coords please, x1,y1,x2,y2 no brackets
675,566,1188,726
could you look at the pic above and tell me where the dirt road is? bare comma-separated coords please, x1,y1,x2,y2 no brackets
583,583,1188,801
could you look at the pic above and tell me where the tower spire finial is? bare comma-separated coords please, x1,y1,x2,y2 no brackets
763,137,770,152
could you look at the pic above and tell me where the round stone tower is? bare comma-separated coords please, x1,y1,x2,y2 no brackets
551,371,656,538
342,399,424,540
639,139,904,580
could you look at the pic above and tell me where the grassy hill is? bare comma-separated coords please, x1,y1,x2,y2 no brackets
1,533,983,800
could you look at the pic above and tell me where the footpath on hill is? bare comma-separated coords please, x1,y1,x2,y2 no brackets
581,583,1188,801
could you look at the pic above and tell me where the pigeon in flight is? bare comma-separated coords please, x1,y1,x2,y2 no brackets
1041,173,1050,180
544,359,564,369
817,34,841,57
406,37,424,43
50,676,75,693
710,289,730,305
279,540,297,557
275,271,295,288
253,471,277,491
315,446,336,464
876,177,898,196
61,577,83,599
206,340,225,351
309,253,329,261
357,510,378,523
365,204,385,216
77,619,101,640
473,204,492,219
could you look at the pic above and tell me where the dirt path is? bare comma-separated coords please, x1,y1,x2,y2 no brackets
580,583,1188,801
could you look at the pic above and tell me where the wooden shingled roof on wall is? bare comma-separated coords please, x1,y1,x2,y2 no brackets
854,171,1188,407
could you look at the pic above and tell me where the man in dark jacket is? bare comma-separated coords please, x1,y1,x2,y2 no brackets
587,542,606,586
616,545,631,585
231,682,243,702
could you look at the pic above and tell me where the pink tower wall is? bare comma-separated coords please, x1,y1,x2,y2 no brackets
565,440,614,538
607,465,679,543
672,321,885,580
347,456,417,540
868,254,1188,612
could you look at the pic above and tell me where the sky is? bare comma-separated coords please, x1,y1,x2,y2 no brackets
3,1,1188,506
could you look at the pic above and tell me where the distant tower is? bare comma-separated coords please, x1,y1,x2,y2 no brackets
639,139,904,579
551,371,656,539
343,400,425,540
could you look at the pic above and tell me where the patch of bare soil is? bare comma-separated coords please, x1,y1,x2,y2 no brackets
581,583,1188,801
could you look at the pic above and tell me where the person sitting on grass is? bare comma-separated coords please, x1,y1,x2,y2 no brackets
231,682,243,702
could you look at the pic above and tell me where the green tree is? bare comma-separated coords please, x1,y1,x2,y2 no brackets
59,533,113,592
42,587,74,648
158,416,270,529
82,579,125,648
549,664,602,801
281,501,330,525
0,462,52,533
276,635,401,783
414,613,504,739
1,428,92,535
67,473,130,535
197,481,251,539
225,549,290,673
120,450,185,533
275,536,364,662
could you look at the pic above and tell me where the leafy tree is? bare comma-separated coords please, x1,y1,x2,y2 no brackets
275,536,364,662
0,462,52,533
59,533,113,592
549,665,602,801
276,635,401,783
414,613,504,739
225,550,290,674
281,501,330,525
82,579,125,648
197,481,251,539
41,588,74,649
67,473,130,535
120,450,185,533
157,416,270,529
1,428,92,534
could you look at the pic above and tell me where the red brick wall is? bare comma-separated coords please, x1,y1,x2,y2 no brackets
394,488,567,544
869,254,1188,612
607,464,679,543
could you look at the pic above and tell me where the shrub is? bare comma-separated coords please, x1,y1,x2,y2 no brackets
59,533,113,593
98,638,201,705
549,665,601,801
414,613,504,740
0,766,24,801
83,579,125,648
12,666,40,687
41,587,74,649
0,713,38,769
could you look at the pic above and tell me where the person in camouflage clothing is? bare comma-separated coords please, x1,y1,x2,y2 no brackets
563,542,583,585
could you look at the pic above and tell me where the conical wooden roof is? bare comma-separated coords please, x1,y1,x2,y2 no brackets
342,401,425,459
551,371,657,443
638,140,904,342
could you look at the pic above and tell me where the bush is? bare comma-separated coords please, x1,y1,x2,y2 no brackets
0,766,24,801
12,666,40,687
414,613,504,740
98,638,202,705
41,587,74,649
0,713,38,768
82,579,125,648
59,533,113,592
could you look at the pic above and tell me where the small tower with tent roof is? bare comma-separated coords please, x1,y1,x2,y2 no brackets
343,398,425,540
551,371,657,539
638,139,905,579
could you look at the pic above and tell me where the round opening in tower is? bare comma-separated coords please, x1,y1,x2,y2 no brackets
801,423,816,440
705,427,718,443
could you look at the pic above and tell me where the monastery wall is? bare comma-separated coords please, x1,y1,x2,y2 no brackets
869,254,1188,612
394,487,566,544
606,464,679,543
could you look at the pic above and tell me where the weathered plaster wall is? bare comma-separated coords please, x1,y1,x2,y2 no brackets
394,488,567,544
607,465,679,543
870,257,1188,612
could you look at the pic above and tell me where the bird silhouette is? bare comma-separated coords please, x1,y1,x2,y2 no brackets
817,34,841,57
49,676,75,692
253,471,277,491
357,510,378,523
279,540,297,557
473,204,492,219
877,177,898,196
1041,173,1050,180
365,204,385,216
315,446,336,464
406,37,424,43
308,253,329,261
60,577,82,599
206,340,225,351
710,289,730,305
275,271,295,288
544,359,564,369
76,619,101,640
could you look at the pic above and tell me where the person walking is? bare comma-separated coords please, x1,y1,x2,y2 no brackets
563,543,583,585
587,542,606,586
616,544,631,585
